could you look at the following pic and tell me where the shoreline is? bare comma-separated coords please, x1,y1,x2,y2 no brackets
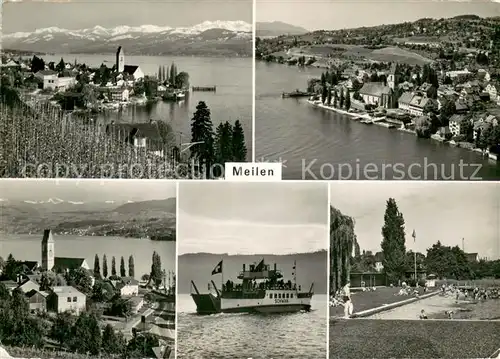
306,99,499,162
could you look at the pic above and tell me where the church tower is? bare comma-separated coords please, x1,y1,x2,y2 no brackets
41,229,55,271
116,46,125,73
387,63,399,91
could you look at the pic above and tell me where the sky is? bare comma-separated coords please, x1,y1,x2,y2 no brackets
0,179,177,202
2,0,252,33
178,182,329,255
257,0,500,31
330,182,500,260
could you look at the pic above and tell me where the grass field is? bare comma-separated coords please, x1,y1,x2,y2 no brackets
329,319,500,358
330,287,427,317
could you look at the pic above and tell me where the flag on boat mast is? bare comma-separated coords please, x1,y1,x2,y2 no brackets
212,260,222,275
412,229,416,242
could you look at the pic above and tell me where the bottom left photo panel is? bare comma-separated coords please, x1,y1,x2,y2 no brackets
0,179,176,359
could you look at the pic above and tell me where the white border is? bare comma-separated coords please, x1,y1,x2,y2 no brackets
174,180,179,359
251,0,256,162
326,182,331,359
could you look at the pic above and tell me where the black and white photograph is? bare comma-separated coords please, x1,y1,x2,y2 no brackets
256,0,500,180
0,180,176,358
1,0,252,179
176,182,329,358
329,181,500,358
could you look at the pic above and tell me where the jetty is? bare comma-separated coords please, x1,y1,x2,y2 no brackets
282,90,313,98
192,86,216,92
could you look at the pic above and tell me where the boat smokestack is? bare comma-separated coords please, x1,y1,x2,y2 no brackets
243,264,245,271
274,263,277,271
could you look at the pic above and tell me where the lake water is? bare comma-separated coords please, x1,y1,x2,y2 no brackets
0,234,175,279
255,61,500,180
42,54,253,159
176,293,328,359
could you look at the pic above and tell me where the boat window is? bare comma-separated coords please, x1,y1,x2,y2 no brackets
290,293,293,298
278,293,281,298
269,293,273,299
286,293,289,298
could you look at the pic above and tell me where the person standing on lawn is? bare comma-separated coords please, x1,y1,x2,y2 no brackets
342,281,353,318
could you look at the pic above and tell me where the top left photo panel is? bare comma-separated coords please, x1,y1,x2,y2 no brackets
1,0,253,179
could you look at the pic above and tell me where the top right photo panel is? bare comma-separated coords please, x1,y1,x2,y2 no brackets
255,0,500,180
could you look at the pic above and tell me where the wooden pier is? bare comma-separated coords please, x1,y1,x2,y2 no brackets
282,91,313,98
192,86,216,92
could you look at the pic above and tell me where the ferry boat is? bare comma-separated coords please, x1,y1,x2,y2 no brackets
190,259,314,314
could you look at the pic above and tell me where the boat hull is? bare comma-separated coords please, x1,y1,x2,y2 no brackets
191,293,312,315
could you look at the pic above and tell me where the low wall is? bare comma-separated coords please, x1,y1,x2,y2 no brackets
330,319,500,358
351,291,439,318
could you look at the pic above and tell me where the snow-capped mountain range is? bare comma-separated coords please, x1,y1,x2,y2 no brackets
2,20,252,56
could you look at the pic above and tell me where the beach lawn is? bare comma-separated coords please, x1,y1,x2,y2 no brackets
329,319,500,358
330,287,428,317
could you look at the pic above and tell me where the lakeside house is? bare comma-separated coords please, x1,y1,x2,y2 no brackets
47,286,86,314
99,86,130,102
0,59,21,68
106,122,167,157
448,114,470,137
34,70,76,91
359,82,393,108
112,277,140,296
397,92,437,116
25,289,49,313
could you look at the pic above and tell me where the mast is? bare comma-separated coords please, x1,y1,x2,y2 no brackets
293,260,297,290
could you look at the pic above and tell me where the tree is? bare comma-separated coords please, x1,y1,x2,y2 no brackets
91,280,115,303
109,295,132,317
4,254,18,280
103,254,108,278
330,207,358,294
321,86,328,104
30,55,45,73
232,120,247,162
128,255,135,278
215,121,233,168
380,198,407,284
93,254,101,279
66,268,93,294
175,71,190,89
190,101,215,177
127,333,159,358
56,58,65,73
120,256,126,277
102,324,125,355
339,88,345,108
70,312,102,355
150,251,163,288
169,63,177,87
111,256,117,276
425,241,472,279
51,311,75,349
333,90,338,108
345,91,351,110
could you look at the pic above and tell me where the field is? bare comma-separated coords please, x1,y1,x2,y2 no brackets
329,287,427,317
289,44,433,66
329,319,500,358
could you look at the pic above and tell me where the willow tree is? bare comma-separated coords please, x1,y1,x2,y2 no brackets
330,206,358,294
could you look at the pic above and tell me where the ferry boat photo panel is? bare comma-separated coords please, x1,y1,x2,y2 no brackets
1,0,252,180
329,181,500,359
0,179,176,359
255,0,500,180
176,182,329,359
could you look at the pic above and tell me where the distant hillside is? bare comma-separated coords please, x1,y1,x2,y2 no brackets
0,198,176,240
256,21,309,37
177,251,327,294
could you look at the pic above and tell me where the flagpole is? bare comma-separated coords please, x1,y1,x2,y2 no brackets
221,260,223,294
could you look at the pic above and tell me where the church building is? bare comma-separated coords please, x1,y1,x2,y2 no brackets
115,46,144,81
41,229,90,273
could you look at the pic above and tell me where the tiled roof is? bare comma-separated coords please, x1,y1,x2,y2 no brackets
359,82,391,97
106,122,165,142
398,92,413,105
449,114,468,124
37,70,57,76
53,257,86,271
123,65,139,75
50,286,85,297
